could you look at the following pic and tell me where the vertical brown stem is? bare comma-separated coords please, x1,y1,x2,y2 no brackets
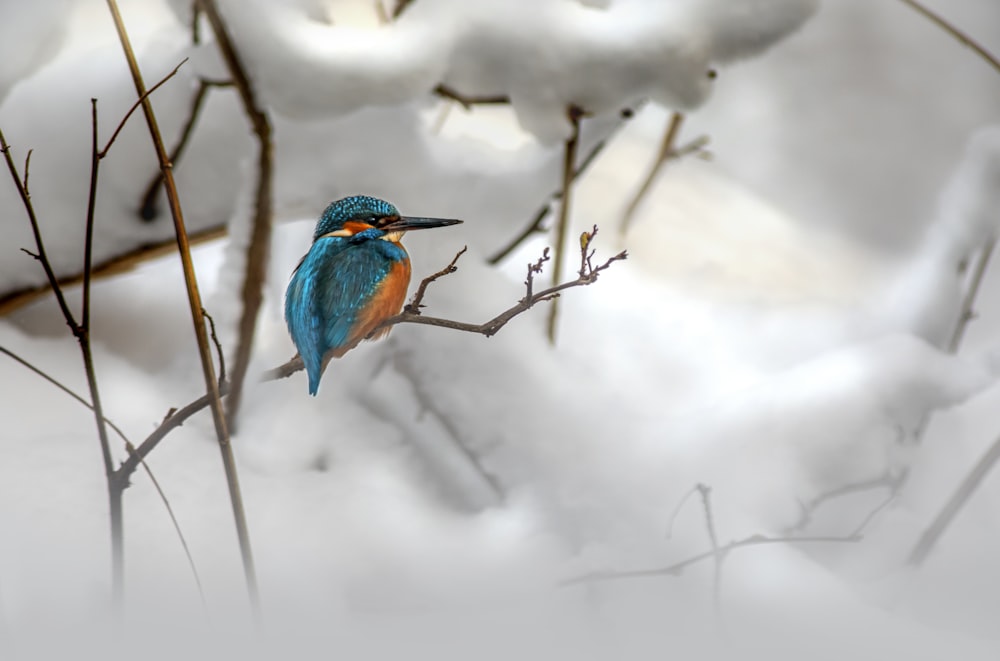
194,0,274,434
103,0,259,613
620,111,684,235
545,106,582,345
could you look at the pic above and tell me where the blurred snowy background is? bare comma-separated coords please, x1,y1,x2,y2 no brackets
1,0,1000,659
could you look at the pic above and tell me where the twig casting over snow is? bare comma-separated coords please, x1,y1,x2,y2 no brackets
104,0,259,612
194,0,275,436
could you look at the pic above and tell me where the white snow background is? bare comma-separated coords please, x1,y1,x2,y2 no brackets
1,0,1000,659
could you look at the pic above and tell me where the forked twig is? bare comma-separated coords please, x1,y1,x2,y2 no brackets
0,346,206,603
404,246,467,313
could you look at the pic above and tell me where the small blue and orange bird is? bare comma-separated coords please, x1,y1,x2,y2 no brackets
285,195,462,395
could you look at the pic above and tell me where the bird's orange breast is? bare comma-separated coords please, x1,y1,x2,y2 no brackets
331,253,410,357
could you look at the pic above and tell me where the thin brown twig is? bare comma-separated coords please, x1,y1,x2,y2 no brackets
664,484,700,539
948,238,996,353
203,307,227,384
190,0,202,44
140,78,234,220
404,246,467,313
620,111,684,236
897,0,1000,76
697,484,724,620
1,131,79,330
546,105,584,345
433,84,510,110
561,533,862,586
104,0,258,612
909,432,1000,566
22,149,31,192
100,59,188,159
0,225,227,316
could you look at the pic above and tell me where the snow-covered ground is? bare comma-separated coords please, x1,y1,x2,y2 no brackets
2,1,1000,659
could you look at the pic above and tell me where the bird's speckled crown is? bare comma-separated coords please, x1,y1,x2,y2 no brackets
314,195,399,240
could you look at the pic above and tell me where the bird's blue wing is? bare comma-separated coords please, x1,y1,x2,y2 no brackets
285,238,393,395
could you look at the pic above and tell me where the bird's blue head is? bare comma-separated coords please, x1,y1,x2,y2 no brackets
313,195,461,241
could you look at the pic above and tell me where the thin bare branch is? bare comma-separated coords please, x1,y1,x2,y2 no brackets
203,308,227,384
0,225,226,316
22,149,32,192
897,0,1000,76
433,84,510,110
546,105,584,345
697,484,724,620
561,533,862,586
621,111,684,235
664,485,700,540
140,78,234,220
404,246,467,313
82,99,100,334
949,238,996,352
1,129,79,332
381,246,625,338
119,380,232,479
100,58,188,158
910,432,1000,566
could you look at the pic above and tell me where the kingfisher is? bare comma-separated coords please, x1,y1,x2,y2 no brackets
285,195,462,395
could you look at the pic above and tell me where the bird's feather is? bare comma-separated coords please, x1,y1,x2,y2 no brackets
285,233,409,395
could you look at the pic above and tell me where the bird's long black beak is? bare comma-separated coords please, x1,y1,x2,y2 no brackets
383,216,463,232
